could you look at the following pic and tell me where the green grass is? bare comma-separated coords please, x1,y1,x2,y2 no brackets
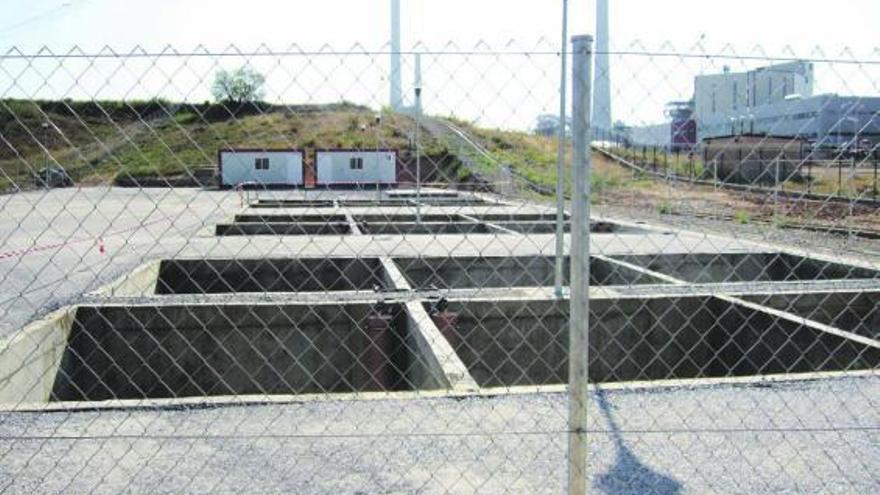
0,100,456,189
733,210,751,224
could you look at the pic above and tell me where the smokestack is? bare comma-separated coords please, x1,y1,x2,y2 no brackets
593,0,612,136
414,53,422,114
390,0,403,110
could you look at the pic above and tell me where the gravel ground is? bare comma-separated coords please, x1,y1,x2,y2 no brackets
0,375,877,494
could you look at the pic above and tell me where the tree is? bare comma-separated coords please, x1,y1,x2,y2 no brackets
211,67,266,104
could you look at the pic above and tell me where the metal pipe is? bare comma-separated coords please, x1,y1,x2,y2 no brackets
567,33,593,495
553,0,569,298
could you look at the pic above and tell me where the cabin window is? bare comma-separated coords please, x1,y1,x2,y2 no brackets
349,157,364,170
254,157,270,170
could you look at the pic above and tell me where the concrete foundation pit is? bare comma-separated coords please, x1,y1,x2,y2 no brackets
234,214,349,223
353,214,464,223
396,256,661,289
357,222,494,235
251,199,337,208
492,221,645,234
215,222,351,236
741,291,880,340
613,252,880,283
155,258,389,293
50,303,430,401
434,298,880,387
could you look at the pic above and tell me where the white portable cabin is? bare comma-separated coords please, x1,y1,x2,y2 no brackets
315,150,397,186
218,149,304,188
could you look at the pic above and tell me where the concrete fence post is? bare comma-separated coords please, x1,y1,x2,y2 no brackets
568,33,593,495
553,0,569,298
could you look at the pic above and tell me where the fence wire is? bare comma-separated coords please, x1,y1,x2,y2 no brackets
0,37,878,494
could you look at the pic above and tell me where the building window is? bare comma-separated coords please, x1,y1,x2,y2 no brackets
732,82,738,111
254,157,269,170
711,84,716,114
349,157,364,170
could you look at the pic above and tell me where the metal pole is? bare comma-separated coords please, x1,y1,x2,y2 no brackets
568,33,592,495
553,0,569,298
774,158,779,220
415,87,422,223
873,149,878,200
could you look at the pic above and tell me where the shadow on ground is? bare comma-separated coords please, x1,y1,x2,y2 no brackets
593,388,682,495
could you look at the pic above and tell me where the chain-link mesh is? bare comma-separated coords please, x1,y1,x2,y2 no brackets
0,35,878,494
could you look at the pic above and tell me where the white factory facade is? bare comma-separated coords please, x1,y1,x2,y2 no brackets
627,61,880,151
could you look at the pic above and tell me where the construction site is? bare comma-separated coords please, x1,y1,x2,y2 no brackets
0,1,879,494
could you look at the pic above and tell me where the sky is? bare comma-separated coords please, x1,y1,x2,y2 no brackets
1,0,878,128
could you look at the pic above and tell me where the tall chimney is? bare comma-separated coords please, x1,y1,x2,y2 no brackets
414,53,422,114
593,0,612,137
390,0,403,110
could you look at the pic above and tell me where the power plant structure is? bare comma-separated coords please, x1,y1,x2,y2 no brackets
389,0,403,111
592,0,612,139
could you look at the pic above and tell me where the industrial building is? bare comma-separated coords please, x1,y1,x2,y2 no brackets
315,150,398,187
626,61,880,151
218,149,304,188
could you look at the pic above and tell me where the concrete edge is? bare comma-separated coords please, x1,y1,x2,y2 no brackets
5,368,875,414
0,305,75,404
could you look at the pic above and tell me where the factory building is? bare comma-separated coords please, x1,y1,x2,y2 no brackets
694,61,815,127
627,61,880,152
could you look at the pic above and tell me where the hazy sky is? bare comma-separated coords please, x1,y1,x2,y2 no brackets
1,0,878,128
2,0,879,53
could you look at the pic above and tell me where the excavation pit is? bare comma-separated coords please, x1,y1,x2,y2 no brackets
492,221,645,234
741,291,880,340
357,222,494,235
396,256,660,289
215,222,351,236
387,191,460,198
50,303,428,402
155,258,388,294
434,297,880,387
251,200,336,208
612,252,880,283
234,214,349,223
353,214,464,223
466,213,570,222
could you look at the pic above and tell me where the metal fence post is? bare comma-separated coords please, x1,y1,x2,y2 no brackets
553,0,569,298
415,87,422,223
568,33,593,495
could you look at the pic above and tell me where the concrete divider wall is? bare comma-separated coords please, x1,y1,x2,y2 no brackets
0,306,76,404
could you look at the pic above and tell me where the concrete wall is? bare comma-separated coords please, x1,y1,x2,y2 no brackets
0,307,75,404
445,297,880,387
743,292,879,340
615,252,879,284
156,258,388,293
51,303,438,401
220,151,304,187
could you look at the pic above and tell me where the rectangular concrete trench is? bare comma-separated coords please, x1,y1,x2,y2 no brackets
394,255,665,290
49,302,445,402
740,291,880,340
428,297,880,388
154,258,390,294
612,252,880,284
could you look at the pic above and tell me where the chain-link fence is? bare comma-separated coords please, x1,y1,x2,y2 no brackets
0,31,878,494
